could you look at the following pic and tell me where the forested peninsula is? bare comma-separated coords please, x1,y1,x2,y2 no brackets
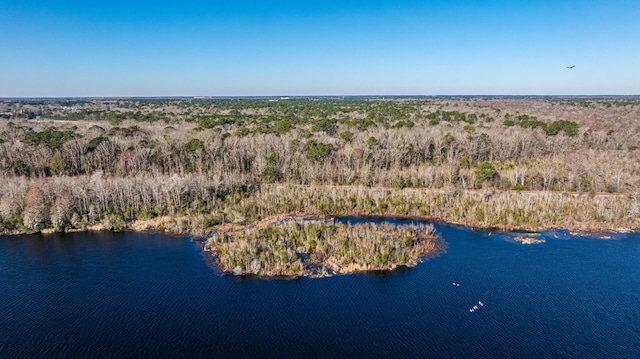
1,97,639,275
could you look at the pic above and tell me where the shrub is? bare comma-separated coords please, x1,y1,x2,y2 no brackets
545,120,579,137
311,118,337,134
304,140,334,161
49,152,69,176
235,128,251,137
475,162,498,184
13,160,30,176
183,138,204,154
339,131,354,142
261,152,281,181
88,136,108,151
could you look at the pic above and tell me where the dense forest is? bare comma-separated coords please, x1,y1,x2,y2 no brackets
1,97,638,239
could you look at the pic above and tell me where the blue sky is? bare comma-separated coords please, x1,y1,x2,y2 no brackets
1,0,639,96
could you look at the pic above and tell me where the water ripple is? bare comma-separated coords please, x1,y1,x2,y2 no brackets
0,226,639,358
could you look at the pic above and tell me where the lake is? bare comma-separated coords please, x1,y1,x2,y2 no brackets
1,218,639,358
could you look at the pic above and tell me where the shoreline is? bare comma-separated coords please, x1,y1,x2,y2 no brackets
1,210,635,278
1,208,637,238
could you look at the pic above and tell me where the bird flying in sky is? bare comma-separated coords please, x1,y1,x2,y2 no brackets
567,65,575,69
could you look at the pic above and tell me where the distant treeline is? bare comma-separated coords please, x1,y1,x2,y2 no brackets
0,118,634,194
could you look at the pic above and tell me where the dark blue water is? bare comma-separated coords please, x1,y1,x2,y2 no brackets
1,219,639,358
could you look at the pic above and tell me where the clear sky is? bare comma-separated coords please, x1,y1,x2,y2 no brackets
1,0,639,97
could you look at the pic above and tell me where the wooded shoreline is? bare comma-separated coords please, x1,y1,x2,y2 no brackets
2,98,638,255
1,185,637,237
2,183,635,278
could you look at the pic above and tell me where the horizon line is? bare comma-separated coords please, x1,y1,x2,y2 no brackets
2,94,639,100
